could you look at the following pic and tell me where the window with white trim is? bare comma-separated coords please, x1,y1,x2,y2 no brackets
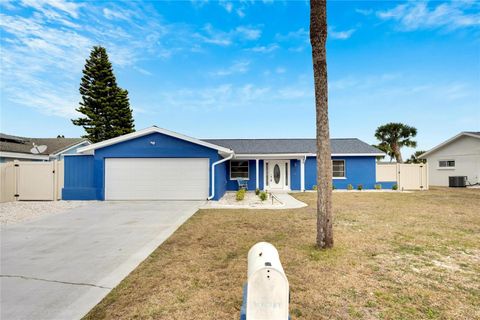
230,160,249,179
438,160,455,168
332,160,345,178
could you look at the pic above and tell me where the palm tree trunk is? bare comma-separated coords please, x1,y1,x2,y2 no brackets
310,0,333,249
393,144,403,163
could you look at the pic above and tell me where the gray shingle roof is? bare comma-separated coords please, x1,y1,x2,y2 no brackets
0,133,88,155
203,138,383,155
466,131,480,137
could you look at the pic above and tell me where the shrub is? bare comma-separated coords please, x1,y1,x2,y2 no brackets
392,184,398,191
347,184,353,190
374,184,382,190
259,191,268,201
255,188,260,195
332,185,336,190
312,185,317,191
236,189,246,201
357,184,363,191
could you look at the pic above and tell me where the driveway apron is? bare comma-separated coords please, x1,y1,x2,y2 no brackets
1,201,202,320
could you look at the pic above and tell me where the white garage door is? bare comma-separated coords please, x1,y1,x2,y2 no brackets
105,158,209,200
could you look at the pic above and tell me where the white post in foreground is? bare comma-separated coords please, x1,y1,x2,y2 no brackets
240,242,289,320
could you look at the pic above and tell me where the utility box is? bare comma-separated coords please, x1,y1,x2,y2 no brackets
240,242,289,320
449,176,467,187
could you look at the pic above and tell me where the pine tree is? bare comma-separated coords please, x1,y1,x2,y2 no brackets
72,46,135,143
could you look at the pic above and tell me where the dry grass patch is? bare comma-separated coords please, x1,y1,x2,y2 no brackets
85,188,480,320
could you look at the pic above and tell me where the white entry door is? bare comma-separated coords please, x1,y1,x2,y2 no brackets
105,158,209,200
265,160,289,190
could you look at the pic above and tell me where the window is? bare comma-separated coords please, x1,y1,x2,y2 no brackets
438,160,455,168
332,160,345,178
230,160,249,179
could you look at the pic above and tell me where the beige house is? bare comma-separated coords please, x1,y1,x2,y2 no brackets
0,133,90,163
420,132,480,186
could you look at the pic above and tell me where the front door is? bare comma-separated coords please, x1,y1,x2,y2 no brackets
265,160,289,190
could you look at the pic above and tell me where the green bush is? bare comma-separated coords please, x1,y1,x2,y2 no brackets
392,184,398,191
255,188,260,195
357,184,363,191
259,191,268,201
347,184,353,190
332,185,336,190
236,189,246,201
374,184,382,190
312,185,317,191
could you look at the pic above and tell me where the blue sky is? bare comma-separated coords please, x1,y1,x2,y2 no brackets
1,0,479,157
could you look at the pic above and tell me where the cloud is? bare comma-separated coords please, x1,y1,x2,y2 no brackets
355,8,373,16
235,26,261,40
275,28,308,42
134,66,153,76
248,43,279,53
102,7,135,21
236,8,245,18
198,24,232,46
329,27,356,40
20,0,82,18
211,60,250,76
0,1,186,117
329,73,478,109
376,1,480,31
197,24,262,46
275,67,286,74
219,1,233,13
275,28,310,51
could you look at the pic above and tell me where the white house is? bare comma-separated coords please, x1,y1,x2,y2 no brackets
420,132,480,186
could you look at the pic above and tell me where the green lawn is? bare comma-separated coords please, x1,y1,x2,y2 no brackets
85,188,480,320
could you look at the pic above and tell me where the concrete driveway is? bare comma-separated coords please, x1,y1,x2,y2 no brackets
1,200,203,320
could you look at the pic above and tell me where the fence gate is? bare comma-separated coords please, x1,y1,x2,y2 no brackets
397,163,428,191
16,162,55,200
376,163,428,191
0,160,64,202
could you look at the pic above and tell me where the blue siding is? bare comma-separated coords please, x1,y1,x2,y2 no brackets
305,157,317,190
225,160,264,191
290,159,301,190
214,161,227,200
304,156,378,190
62,133,227,200
62,155,98,200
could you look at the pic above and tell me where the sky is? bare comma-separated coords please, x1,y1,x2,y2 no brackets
0,0,479,158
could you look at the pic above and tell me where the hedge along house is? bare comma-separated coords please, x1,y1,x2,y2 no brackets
63,126,385,201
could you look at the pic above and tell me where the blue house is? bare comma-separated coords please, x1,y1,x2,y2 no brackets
63,126,384,201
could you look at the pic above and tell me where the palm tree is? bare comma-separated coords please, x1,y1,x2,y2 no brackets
406,150,427,164
374,123,417,163
310,0,333,249
372,143,394,162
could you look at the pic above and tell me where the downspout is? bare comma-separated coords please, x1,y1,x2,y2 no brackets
208,151,234,200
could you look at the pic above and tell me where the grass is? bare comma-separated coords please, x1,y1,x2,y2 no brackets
84,187,480,320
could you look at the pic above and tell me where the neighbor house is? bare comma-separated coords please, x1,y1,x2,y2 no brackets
0,133,90,163
62,126,384,201
419,132,480,186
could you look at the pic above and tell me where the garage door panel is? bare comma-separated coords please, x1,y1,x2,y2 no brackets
105,158,209,200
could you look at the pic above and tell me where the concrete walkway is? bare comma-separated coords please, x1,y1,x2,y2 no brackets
1,200,203,320
201,192,307,210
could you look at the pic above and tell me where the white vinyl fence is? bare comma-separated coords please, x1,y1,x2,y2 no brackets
0,160,64,202
376,163,429,191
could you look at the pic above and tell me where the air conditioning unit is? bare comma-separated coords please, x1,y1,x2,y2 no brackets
449,176,466,188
